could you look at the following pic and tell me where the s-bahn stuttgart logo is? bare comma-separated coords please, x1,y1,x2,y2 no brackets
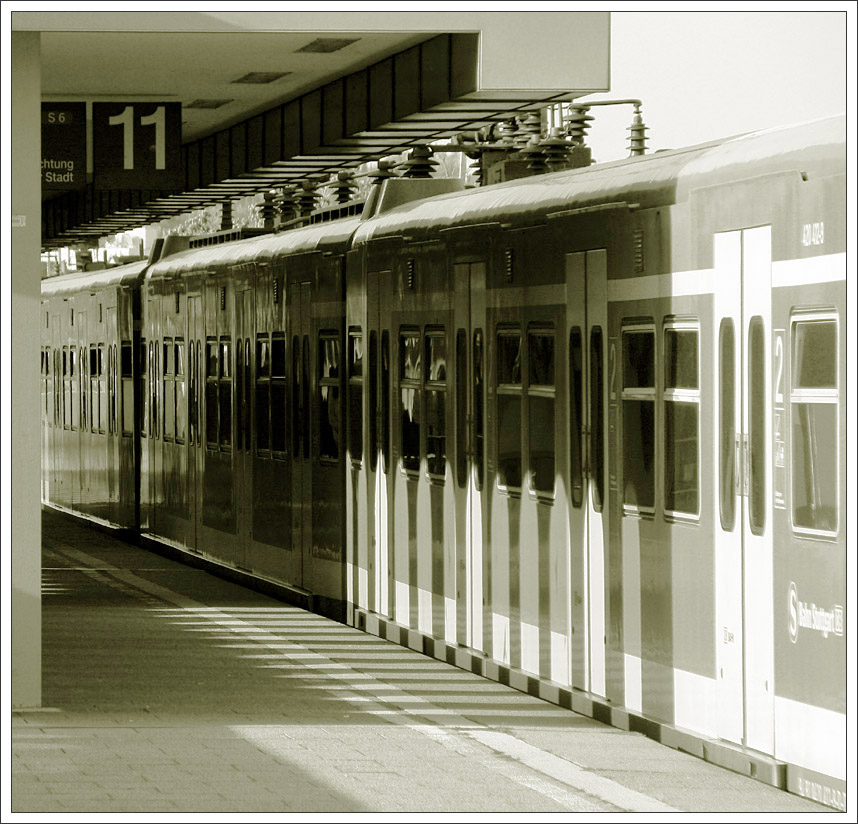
789,582,843,644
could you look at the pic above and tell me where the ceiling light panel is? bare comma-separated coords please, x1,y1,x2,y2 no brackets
185,99,234,109
296,38,359,54
232,72,292,84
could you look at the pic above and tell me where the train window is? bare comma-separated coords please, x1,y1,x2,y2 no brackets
590,328,605,511
621,325,654,513
473,329,484,491
569,327,584,508
748,317,765,534
381,331,391,474
456,329,467,488
425,328,447,479
292,335,301,457
497,328,522,490
791,316,838,535
173,340,186,444
256,335,270,453
301,336,310,461
663,323,699,516
271,333,287,456
205,337,218,448
319,332,341,462
400,330,421,473
368,332,379,471
236,342,244,451
219,339,231,380
272,335,286,379
150,341,158,439
80,344,88,431
206,340,218,378
109,345,118,435
719,319,736,531
528,329,555,495
164,339,174,376
141,340,148,437
163,337,175,441
89,344,98,432
497,332,522,385
348,329,364,466
69,347,79,431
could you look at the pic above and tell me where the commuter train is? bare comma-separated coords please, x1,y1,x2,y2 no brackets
41,114,846,808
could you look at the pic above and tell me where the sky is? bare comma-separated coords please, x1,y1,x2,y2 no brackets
582,8,849,163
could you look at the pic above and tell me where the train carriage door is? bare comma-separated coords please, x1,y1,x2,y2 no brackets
235,287,253,569
714,227,774,753
566,250,608,697
188,295,204,551
290,281,313,587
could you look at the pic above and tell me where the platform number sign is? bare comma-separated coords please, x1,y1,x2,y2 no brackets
41,102,87,190
92,102,182,190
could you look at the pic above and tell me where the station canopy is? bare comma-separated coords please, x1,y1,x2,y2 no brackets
18,11,611,250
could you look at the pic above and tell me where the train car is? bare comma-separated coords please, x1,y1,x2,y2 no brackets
345,114,846,804
41,260,146,529
141,219,357,615
40,113,846,807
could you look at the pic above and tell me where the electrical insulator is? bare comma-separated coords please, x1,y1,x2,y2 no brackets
564,106,595,145
514,113,543,149
220,200,233,231
275,185,298,223
519,137,547,172
496,119,517,146
400,145,438,179
295,181,319,216
367,157,398,186
257,191,276,230
332,171,356,204
539,131,571,170
627,109,649,156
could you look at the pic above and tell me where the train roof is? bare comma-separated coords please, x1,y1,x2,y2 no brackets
352,114,845,244
146,216,362,280
40,259,149,298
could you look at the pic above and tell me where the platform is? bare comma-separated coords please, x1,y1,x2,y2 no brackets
10,509,831,814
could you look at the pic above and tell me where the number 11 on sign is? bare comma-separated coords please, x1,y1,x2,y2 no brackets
108,105,166,170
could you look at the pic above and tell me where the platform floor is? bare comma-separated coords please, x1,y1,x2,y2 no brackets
10,508,831,814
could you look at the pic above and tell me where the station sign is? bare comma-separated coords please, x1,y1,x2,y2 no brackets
41,102,87,190
92,102,182,191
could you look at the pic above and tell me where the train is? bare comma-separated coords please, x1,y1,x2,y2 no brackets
41,113,846,808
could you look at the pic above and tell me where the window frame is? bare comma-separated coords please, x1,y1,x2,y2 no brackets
526,324,556,500
789,311,839,539
495,325,523,494
662,318,701,520
621,322,656,516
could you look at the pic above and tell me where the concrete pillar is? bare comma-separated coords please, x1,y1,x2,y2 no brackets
12,30,42,708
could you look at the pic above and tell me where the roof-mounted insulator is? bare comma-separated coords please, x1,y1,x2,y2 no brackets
564,106,595,146
258,191,277,230
627,106,649,156
400,145,438,179
220,199,233,231
275,185,298,222
495,119,518,146
296,181,320,216
513,113,543,150
539,129,571,170
332,170,356,204
519,137,547,172
367,157,398,186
